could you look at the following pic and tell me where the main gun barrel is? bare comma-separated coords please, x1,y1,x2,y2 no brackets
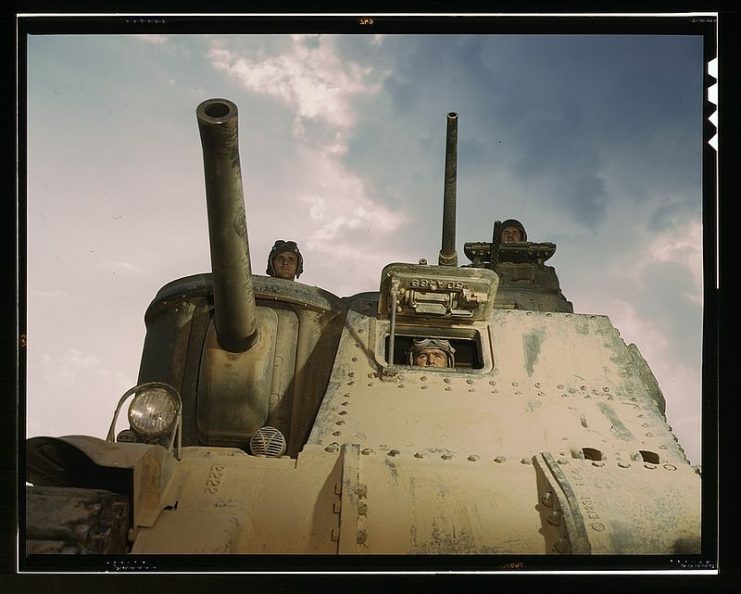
438,112,458,267
197,98,258,352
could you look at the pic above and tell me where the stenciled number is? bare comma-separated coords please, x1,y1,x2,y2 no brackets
204,463,225,494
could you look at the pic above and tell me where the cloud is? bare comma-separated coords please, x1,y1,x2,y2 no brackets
297,144,406,262
207,36,382,130
108,260,142,273
630,220,703,301
136,34,169,45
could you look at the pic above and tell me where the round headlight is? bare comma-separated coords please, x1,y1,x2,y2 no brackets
128,385,179,437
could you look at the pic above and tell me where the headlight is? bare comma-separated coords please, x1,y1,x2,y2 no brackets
128,385,179,438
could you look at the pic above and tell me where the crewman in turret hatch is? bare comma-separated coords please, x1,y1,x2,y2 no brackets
409,338,456,368
266,240,304,281
500,219,527,243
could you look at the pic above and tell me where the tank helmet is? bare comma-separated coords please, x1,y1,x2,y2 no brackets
500,219,527,241
408,338,456,367
266,240,304,279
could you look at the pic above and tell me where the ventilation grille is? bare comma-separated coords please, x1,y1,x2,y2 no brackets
249,426,287,458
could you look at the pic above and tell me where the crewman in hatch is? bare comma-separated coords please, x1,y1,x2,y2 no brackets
409,338,456,368
266,240,304,281
499,219,527,243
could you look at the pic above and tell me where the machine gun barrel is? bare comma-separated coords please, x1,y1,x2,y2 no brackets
197,98,258,352
438,112,458,267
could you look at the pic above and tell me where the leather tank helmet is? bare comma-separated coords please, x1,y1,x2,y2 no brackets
266,240,304,279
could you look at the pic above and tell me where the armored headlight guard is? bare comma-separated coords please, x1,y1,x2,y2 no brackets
106,382,183,459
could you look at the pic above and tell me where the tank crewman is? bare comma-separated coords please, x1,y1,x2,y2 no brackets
499,219,527,243
409,338,456,368
266,240,304,281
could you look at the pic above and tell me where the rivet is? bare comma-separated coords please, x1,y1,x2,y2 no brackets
388,449,399,457
591,522,606,532
592,461,604,467
520,457,532,465
338,410,348,415
441,454,453,460
534,382,541,388
335,420,345,425
444,378,451,383
641,422,649,427
368,373,375,378
627,387,634,394
414,452,425,458
468,388,476,392
466,379,474,384
467,455,479,462
420,376,427,382
514,390,521,395
603,386,609,392
332,431,341,436
547,510,562,526
344,393,352,398
494,456,507,463
663,464,677,471
568,387,576,394
580,385,587,391
489,380,497,386
341,401,350,406
526,311,533,316
420,385,428,390
512,381,518,387
546,313,552,318
325,444,338,453
347,381,354,386
361,448,374,455
445,387,452,391
541,491,554,507
644,463,657,470
557,458,569,465
537,391,545,396
348,372,355,378
557,384,564,389
560,393,568,398
645,432,654,437
618,461,631,468
352,357,358,362
398,384,405,389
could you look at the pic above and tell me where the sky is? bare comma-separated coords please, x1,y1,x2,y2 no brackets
23,24,709,466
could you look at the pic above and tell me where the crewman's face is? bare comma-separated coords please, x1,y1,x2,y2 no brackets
414,348,449,368
501,226,523,243
273,252,299,280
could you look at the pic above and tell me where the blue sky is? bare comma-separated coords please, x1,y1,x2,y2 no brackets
25,30,707,464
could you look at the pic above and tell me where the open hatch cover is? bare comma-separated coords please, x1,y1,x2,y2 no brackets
378,263,499,322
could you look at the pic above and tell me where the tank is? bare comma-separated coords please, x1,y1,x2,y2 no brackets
25,99,701,558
